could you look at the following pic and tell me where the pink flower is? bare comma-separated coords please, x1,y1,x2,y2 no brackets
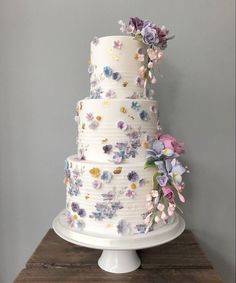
173,141,185,155
162,186,175,202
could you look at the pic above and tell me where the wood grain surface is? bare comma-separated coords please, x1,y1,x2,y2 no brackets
14,229,223,283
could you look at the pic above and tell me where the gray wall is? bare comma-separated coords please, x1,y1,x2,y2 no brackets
0,0,235,282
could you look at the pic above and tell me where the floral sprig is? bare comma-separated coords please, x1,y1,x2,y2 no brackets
119,17,174,91
144,132,189,232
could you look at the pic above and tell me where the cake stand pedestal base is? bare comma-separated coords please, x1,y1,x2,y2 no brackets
53,209,185,274
98,249,141,273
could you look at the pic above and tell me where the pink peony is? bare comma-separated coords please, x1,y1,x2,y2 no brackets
162,186,175,202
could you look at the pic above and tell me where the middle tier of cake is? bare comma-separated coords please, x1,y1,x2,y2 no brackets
76,99,160,163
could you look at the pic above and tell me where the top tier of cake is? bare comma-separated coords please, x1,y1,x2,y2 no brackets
89,36,147,100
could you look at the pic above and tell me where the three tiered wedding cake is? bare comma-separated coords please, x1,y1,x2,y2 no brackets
63,17,187,237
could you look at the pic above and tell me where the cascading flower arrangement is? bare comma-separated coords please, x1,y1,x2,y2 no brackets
144,132,189,232
119,17,174,93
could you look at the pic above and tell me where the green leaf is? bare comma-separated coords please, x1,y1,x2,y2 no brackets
152,172,160,190
144,160,156,169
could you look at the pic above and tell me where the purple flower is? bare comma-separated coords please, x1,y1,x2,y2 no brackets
78,208,86,217
113,152,123,164
71,202,79,212
103,144,113,154
75,178,83,187
86,112,94,121
129,17,144,31
105,89,116,98
125,189,136,198
101,171,113,183
89,120,99,130
127,171,139,182
135,224,147,234
157,175,168,187
92,180,102,190
112,72,121,81
102,191,115,201
117,219,130,235
103,66,113,77
117,120,128,131
141,23,158,44
139,110,149,121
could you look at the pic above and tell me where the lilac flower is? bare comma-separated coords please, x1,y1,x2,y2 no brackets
92,180,102,190
90,201,123,221
131,101,141,111
71,202,79,213
128,17,144,32
112,72,121,81
86,113,94,121
103,66,113,77
103,144,113,154
127,171,139,182
117,220,130,235
89,120,99,130
117,120,128,131
112,152,123,164
68,186,80,197
77,220,85,231
75,178,83,187
157,175,168,187
101,171,113,183
141,22,158,44
90,87,103,99
136,224,147,234
102,191,115,201
78,208,86,217
139,110,149,121
105,89,116,98
145,140,164,160
139,178,146,187
125,189,136,198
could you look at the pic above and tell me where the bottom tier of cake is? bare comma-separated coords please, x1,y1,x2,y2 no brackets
64,155,173,236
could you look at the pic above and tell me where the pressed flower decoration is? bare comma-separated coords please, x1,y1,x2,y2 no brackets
119,17,174,92
144,131,189,232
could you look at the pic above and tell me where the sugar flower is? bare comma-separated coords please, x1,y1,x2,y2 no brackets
105,89,116,98
103,66,113,77
127,171,139,182
117,120,128,131
117,219,130,235
139,110,149,121
112,72,121,81
92,180,102,190
113,40,122,49
103,144,113,154
162,186,175,202
101,171,113,183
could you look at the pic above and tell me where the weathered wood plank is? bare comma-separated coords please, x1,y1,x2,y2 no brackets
14,267,223,283
26,229,211,269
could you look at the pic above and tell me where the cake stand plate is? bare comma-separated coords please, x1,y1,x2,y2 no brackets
52,209,185,273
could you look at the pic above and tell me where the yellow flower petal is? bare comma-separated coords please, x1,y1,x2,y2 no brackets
122,81,128,87
89,167,101,178
120,106,127,113
130,183,136,190
113,167,122,174
96,116,102,121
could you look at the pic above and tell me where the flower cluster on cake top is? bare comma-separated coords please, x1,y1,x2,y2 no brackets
119,17,174,88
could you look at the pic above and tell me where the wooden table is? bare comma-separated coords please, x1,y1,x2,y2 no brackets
14,229,222,283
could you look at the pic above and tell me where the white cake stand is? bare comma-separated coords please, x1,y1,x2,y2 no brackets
52,209,185,273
